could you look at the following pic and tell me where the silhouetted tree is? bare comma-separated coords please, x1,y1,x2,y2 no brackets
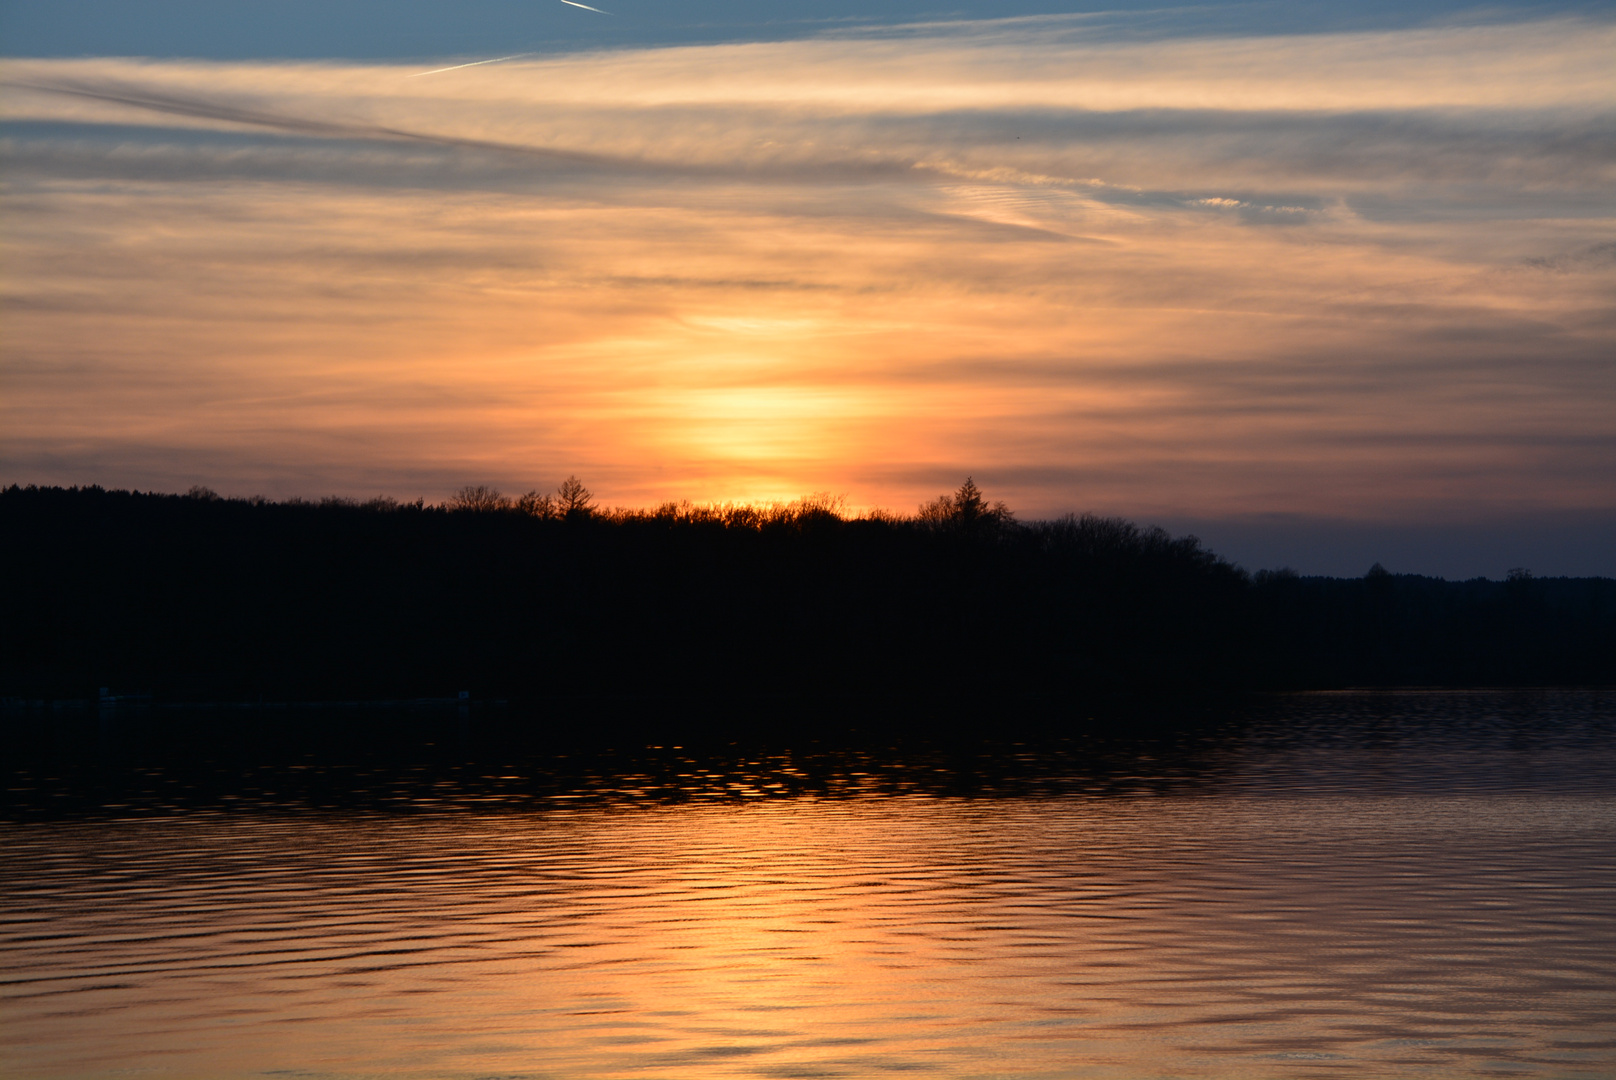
917,477,1014,534
557,476,594,519
4,483,1612,708
517,490,558,519
448,485,511,512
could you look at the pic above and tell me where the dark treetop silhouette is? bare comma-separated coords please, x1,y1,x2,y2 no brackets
3,480,1612,712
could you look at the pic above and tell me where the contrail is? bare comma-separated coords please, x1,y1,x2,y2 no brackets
410,53,531,77
559,0,612,13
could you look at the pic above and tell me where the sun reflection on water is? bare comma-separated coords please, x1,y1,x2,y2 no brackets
4,791,1615,1079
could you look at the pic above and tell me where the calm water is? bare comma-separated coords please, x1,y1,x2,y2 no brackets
3,692,1615,1079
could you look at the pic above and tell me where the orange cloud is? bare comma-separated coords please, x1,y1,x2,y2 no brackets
2,18,1613,518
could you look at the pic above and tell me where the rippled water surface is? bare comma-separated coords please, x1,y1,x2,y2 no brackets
4,692,1615,1079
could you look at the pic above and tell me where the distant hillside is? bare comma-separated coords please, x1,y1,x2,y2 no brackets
3,484,1612,711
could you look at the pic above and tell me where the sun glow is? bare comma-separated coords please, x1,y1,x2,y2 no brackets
2,16,1613,519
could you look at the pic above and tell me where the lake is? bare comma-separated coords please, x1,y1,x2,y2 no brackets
3,691,1614,1078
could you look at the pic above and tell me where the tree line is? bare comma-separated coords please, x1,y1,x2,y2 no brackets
2,481,1611,714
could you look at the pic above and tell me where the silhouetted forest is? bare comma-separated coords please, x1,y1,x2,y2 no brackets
3,482,1612,713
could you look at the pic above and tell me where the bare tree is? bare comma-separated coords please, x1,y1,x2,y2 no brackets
517,490,558,519
556,476,594,518
448,485,511,512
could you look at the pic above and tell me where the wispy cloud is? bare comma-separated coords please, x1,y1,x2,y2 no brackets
1,15,1613,524
410,54,535,78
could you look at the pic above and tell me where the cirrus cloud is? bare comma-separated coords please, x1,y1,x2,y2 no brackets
1,13,1612,560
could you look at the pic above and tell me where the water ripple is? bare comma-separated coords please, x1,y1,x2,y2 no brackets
3,692,1615,1077
3,792,1614,1078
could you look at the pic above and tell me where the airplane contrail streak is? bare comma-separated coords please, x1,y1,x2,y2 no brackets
410,54,531,77
559,0,613,13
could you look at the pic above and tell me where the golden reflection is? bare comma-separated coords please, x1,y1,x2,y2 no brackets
6,794,1613,1079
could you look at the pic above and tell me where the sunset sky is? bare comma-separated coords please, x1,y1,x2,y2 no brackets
2,0,1612,576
